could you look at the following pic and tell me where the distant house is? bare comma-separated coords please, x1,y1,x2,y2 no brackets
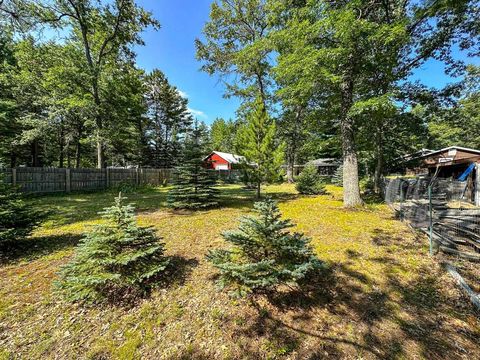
292,158,341,176
405,146,480,178
204,151,247,171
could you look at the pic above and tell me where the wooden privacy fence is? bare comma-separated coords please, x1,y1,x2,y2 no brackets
0,167,173,194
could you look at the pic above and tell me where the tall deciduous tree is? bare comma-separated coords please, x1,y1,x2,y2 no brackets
271,1,404,206
196,0,272,109
43,0,159,168
270,0,478,206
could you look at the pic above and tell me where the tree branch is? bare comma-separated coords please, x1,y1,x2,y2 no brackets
97,0,127,66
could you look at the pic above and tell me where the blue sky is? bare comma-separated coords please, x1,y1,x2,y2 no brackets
134,0,478,124
134,0,240,124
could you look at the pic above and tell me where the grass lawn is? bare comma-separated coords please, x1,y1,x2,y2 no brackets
0,184,479,359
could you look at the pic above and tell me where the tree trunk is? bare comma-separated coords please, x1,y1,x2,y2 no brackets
96,133,104,169
75,125,82,168
286,148,295,183
340,75,362,208
286,162,294,183
343,147,362,207
31,140,40,167
256,181,261,199
286,106,302,183
137,117,147,165
256,72,267,111
59,122,64,168
59,148,64,168
76,12,105,169
75,141,81,168
65,133,71,168
10,153,17,168
94,89,104,168
374,130,384,194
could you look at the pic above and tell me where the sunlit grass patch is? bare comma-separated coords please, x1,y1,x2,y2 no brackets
0,184,478,359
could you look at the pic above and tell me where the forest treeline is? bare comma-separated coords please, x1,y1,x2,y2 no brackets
0,0,199,169
0,0,479,207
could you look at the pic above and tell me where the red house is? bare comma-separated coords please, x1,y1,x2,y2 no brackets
204,151,246,170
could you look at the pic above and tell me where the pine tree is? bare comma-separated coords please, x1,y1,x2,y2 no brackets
236,96,284,199
144,69,193,168
167,120,218,209
207,198,322,297
332,165,343,186
56,193,169,303
0,176,44,246
295,164,326,195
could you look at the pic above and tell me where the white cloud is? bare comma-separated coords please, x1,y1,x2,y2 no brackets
188,107,208,119
177,90,188,98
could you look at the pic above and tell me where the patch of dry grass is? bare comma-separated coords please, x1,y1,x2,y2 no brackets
0,184,479,359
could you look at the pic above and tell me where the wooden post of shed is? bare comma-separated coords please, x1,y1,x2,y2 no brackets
475,163,480,207
65,168,71,193
12,168,17,187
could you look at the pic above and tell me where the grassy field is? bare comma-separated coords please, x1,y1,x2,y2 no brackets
0,184,479,359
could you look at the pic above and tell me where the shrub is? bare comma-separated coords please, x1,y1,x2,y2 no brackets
115,180,136,193
360,177,375,192
0,178,45,246
207,198,322,297
56,193,169,303
295,164,326,195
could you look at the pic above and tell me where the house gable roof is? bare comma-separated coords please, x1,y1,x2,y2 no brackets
205,151,246,164
419,146,480,158
306,158,341,167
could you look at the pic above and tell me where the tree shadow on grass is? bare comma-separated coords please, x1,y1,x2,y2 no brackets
231,264,394,358
371,228,425,254
167,190,300,216
235,249,480,359
263,266,336,311
385,270,479,359
30,187,170,227
158,255,199,289
217,186,299,210
81,256,200,309
0,233,82,265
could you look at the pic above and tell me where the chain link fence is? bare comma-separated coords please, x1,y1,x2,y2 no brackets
384,177,480,261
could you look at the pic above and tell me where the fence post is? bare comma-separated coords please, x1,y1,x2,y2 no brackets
106,167,110,189
428,184,433,256
136,167,140,186
12,168,17,187
65,168,71,193
399,180,404,221
475,163,480,207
